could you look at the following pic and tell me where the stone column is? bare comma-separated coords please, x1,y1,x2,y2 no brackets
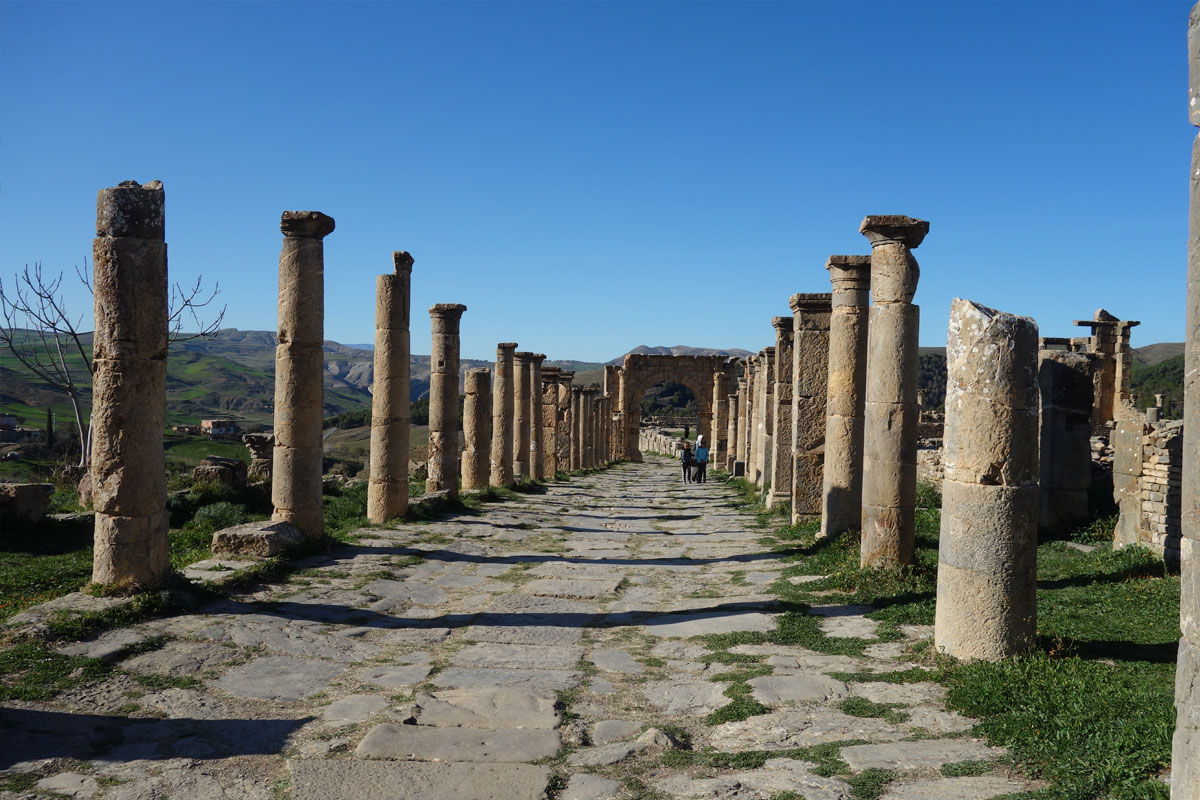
272,210,335,539
91,180,169,587
768,318,794,509
755,347,775,488
489,343,517,488
859,215,928,567
542,367,561,478
1176,11,1200,793
735,375,749,470
582,388,597,468
726,392,740,471
935,299,1039,661
570,386,584,470
791,293,832,524
460,368,492,491
1037,350,1094,533
557,372,574,473
368,251,412,523
426,304,467,497
712,372,729,469
513,351,533,479
530,353,546,480
821,255,871,538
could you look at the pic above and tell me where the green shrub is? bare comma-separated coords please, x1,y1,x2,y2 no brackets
190,502,247,535
915,479,942,509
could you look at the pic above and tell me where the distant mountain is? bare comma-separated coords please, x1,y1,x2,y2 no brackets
605,345,753,366
1133,342,1184,366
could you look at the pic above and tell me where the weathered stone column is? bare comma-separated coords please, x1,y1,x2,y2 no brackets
582,388,597,468
768,319,794,509
91,180,170,587
489,343,517,488
513,351,533,479
530,353,546,480
460,368,492,491
368,251,413,523
1175,10,1200,794
860,215,928,567
755,347,775,488
570,386,584,470
735,375,749,470
272,210,335,539
935,299,1039,660
791,293,832,524
711,372,729,468
557,372,574,473
1038,349,1094,533
821,255,871,538
426,303,467,496
726,392,740,471
542,367,561,478
746,357,759,481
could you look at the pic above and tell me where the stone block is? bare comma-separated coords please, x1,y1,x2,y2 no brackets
212,520,304,558
0,482,53,523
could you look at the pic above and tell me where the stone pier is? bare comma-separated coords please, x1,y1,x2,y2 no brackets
767,318,794,509
426,304,467,497
460,368,492,491
541,367,561,478
489,343,517,488
736,375,749,471
821,256,871,538
530,354,546,480
90,180,170,587
571,386,584,470
755,348,775,489
726,392,740,472
513,352,533,479
935,299,1039,661
790,293,832,525
1176,10,1200,793
582,388,598,468
272,211,335,539
367,251,413,523
557,371,574,473
712,372,729,468
859,215,928,567
1037,349,1094,533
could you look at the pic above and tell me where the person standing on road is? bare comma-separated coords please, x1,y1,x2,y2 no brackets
680,442,694,483
694,435,709,484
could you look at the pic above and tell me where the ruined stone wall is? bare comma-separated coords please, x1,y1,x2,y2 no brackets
1113,417,1183,564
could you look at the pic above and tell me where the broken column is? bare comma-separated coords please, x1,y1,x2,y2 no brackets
272,210,335,539
1037,349,1094,533
91,180,170,587
489,343,517,488
582,388,597,467
1175,13,1200,792
557,371,574,473
530,353,546,480
767,318,794,509
570,386,584,470
542,367,561,478
860,215,928,567
755,347,775,488
712,371,729,469
367,251,413,523
736,375,749,471
513,351,533,479
726,392,740,472
790,293,832,525
426,303,467,496
821,256,871,538
460,368,492,491
935,299,1039,661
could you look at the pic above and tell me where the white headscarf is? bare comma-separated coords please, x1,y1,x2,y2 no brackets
696,435,704,446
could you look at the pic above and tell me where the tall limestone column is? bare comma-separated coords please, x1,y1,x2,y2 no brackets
460,368,492,491
272,211,335,539
726,392,740,471
736,375,749,470
489,343,517,488
712,372,729,468
746,357,759,480
91,180,170,587
755,347,775,488
513,351,533,479
1175,9,1200,794
859,215,929,567
557,371,574,473
767,318,794,509
791,293,832,524
582,388,597,467
426,304,467,497
542,367,561,478
570,386,584,470
368,251,413,523
935,299,1039,661
821,255,871,538
530,353,546,479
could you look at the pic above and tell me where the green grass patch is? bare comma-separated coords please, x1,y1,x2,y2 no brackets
941,759,997,777
846,768,894,800
839,696,908,724
0,513,94,621
0,641,114,701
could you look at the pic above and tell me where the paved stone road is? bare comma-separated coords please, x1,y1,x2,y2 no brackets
1,459,1041,799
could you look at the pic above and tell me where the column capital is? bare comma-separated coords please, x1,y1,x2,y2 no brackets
559,370,575,383
281,210,335,239
826,255,871,290
97,180,164,239
530,353,547,365
859,215,928,248
772,316,792,333
789,292,832,314
514,350,534,362
497,342,518,354
392,251,414,274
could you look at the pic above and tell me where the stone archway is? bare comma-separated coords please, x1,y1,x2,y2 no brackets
613,354,739,462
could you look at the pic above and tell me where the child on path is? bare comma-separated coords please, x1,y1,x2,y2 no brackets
694,435,709,484
680,442,694,483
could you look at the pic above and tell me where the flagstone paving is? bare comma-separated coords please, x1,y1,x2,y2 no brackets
0,459,1042,799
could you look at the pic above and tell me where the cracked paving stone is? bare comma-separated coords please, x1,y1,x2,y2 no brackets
356,722,561,762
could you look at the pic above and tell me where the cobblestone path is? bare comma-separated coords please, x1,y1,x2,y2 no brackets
1,459,1041,799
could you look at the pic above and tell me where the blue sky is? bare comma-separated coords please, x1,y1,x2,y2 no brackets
1,0,1191,362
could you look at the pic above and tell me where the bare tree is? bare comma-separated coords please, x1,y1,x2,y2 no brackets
0,260,225,467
